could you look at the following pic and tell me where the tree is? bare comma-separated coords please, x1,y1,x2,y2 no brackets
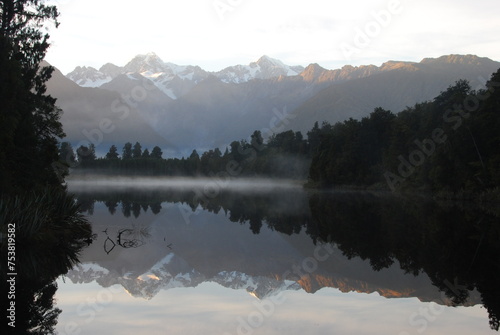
59,142,75,165
250,130,264,150
76,144,96,164
132,141,142,158
55,141,75,181
142,148,150,158
0,0,63,193
122,142,132,160
151,146,162,159
229,141,242,162
187,149,200,175
189,149,199,160
307,121,321,156
105,145,119,159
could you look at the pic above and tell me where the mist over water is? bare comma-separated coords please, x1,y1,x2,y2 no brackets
66,175,304,193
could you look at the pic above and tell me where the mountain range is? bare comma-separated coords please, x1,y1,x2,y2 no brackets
47,53,500,155
67,53,305,94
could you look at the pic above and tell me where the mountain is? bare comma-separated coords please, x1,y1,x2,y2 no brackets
66,66,112,87
216,55,304,83
55,54,499,155
67,258,301,300
66,53,303,99
45,62,171,154
288,54,500,132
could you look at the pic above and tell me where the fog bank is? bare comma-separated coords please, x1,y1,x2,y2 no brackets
66,175,304,193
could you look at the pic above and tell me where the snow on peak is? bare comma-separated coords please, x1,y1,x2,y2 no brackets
66,66,112,88
216,55,304,84
256,55,286,68
66,53,305,97
124,52,167,74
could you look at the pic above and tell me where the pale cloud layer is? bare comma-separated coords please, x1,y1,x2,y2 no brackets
45,0,500,73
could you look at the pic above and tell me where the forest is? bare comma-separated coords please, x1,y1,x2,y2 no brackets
309,72,500,198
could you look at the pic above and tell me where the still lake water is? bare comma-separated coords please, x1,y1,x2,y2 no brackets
55,177,499,335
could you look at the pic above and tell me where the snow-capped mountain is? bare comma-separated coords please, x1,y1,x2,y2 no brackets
216,55,304,83
211,271,301,299
66,65,112,87
65,53,304,99
65,254,300,300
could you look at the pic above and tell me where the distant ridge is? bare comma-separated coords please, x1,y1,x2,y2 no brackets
51,54,500,154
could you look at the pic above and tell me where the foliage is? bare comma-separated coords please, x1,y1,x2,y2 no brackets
0,188,91,245
105,144,119,159
0,0,64,194
1,189,92,334
308,191,500,330
0,4,94,332
309,70,500,196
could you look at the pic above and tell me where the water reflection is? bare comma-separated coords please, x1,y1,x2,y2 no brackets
67,182,500,332
0,190,93,334
308,191,500,331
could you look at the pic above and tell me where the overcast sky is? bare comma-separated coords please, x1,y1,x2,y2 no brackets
45,0,500,74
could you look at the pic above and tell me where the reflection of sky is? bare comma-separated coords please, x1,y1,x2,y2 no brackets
55,279,492,335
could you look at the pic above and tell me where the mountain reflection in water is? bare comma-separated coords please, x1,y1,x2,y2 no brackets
60,178,499,333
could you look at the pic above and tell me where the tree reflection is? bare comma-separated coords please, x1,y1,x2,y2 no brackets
75,189,309,236
71,188,500,330
307,191,500,331
1,190,93,334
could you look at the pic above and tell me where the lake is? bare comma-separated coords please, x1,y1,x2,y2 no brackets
53,177,498,334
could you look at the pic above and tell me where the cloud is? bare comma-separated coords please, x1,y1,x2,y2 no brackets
45,0,500,73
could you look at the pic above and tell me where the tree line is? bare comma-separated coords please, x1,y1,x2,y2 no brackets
61,128,316,178
309,70,500,198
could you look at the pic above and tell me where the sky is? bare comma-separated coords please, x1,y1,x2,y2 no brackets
55,280,492,335
44,0,500,74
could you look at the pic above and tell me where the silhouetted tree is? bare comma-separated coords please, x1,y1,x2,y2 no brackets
59,142,75,165
122,142,132,160
0,0,63,193
132,142,142,158
105,145,119,159
151,146,162,159
76,144,96,164
251,130,264,150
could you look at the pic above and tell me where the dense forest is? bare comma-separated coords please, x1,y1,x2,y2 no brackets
310,71,500,197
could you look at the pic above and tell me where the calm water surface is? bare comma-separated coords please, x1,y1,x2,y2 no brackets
54,177,498,335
